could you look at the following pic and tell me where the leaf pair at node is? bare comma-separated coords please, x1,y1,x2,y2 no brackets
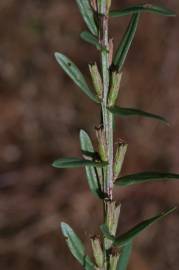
52,130,106,199
61,208,177,270
55,51,169,124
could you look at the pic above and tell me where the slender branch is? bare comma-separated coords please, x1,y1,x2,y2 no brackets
100,1,113,200
99,3,114,268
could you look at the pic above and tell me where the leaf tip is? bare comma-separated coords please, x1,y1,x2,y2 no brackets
60,222,70,238
54,51,59,59
164,206,177,216
79,129,86,137
167,10,176,17
54,52,63,63
60,221,67,229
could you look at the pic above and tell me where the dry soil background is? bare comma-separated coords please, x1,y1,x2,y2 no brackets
0,0,179,270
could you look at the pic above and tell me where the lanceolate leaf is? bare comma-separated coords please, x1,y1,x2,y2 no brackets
110,4,176,18
117,242,132,270
80,31,101,50
80,130,102,198
113,14,140,71
76,0,98,36
101,208,176,247
108,106,168,124
115,172,179,186
54,53,98,103
52,157,107,169
114,207,176,247
61,223,95,270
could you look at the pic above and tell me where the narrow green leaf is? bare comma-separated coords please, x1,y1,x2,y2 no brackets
80,31,101,50
52,157,107,169
113,14,140,71
61,222,95,270
76,0,98,36
54,52,98,103
80,130,103,198
101,208,176,247
114,207,176,247
115,172,179,186
110,4,176,17
117,242,132,270
109,106,168,124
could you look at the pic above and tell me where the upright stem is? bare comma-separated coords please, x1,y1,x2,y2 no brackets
100,1,113,200
99,2,114,269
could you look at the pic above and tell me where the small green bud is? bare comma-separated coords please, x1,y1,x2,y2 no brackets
114,143,128,180
96,126,108,161
106,200,121,236
104,201,121,250
109,247,120,270
91,236,104,268
108,72,122,107
89,63,103,99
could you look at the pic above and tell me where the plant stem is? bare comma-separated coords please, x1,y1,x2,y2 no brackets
100,1,113,200
99,2,114,268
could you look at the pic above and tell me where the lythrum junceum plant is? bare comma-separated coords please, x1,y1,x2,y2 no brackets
52,1,178,270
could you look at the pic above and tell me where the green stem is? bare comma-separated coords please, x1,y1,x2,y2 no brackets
100,1,113,200
99,2,114,269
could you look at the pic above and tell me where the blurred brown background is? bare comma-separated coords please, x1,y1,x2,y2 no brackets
0,0,179,269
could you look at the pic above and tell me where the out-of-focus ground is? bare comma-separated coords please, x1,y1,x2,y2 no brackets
0,0,179,269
